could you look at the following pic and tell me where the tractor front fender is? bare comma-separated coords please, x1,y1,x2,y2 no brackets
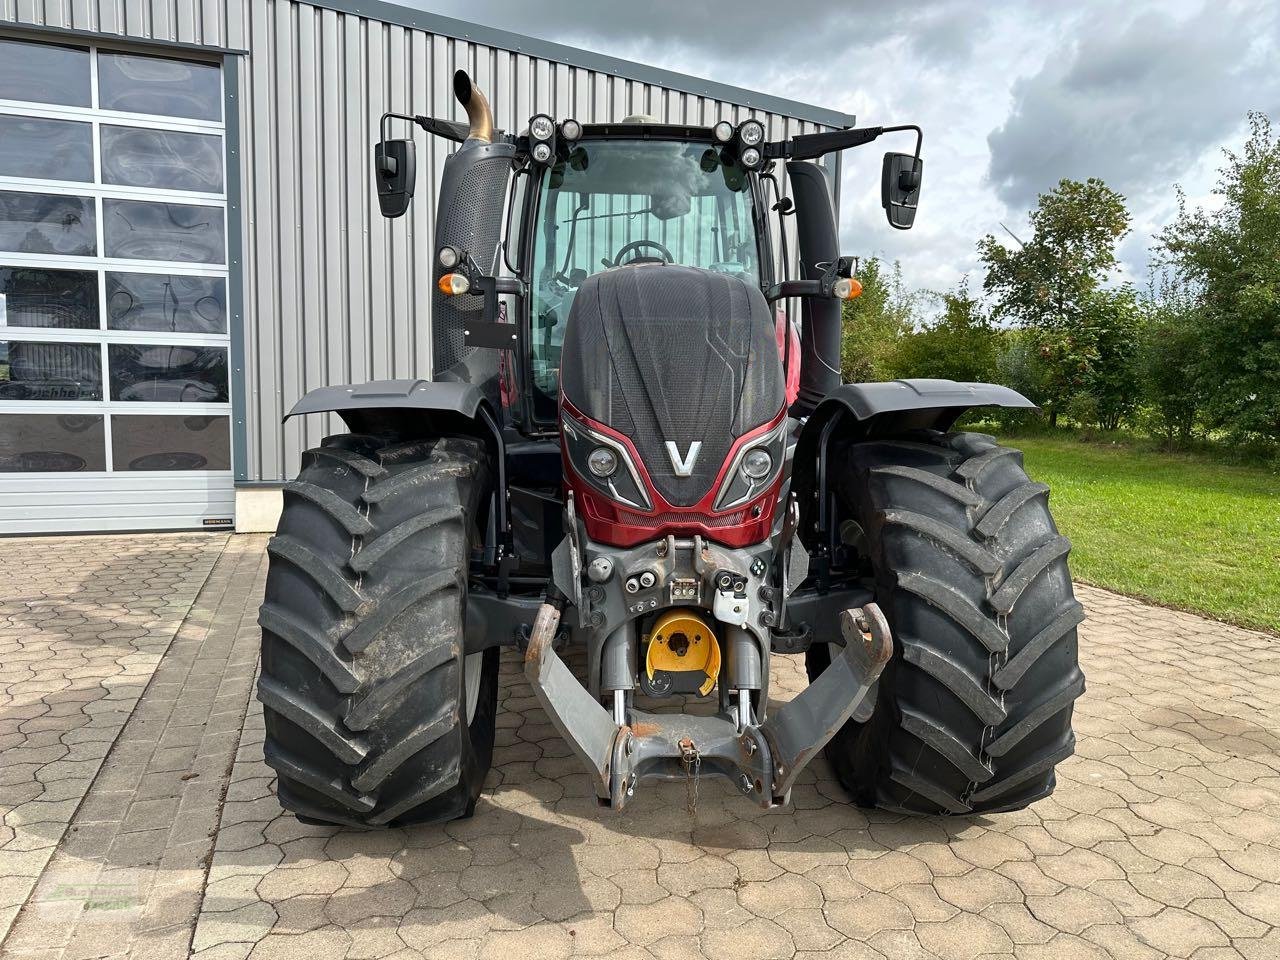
791,380,1037,568
804,379,1037,443
285,378,486,427
285,378,509,542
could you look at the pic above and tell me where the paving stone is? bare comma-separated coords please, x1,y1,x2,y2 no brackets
5,544,1279,960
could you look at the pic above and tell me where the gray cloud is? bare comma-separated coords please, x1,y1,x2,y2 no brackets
423,0,989,69
417,0,1272,294
986,3,1280,211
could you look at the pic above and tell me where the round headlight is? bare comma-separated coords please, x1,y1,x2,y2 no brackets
587,446,618,478
739,119,765,146
740,147,761,169
561,118,582,141
437,245,459,269
531,141,553,163
713,120,734,143
530,115,555,141
742,447,772,480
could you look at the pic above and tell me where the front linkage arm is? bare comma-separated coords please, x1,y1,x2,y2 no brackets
523,599,892,810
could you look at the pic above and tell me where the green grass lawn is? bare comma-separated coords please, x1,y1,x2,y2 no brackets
997,434,1280,633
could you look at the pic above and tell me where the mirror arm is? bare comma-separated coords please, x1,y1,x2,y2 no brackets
767,123,922,163
765,257,852,302
765,279,821,302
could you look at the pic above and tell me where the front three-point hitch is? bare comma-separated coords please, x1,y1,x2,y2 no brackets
524,601,892,810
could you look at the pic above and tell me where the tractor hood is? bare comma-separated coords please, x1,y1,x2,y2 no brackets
560,264,784,507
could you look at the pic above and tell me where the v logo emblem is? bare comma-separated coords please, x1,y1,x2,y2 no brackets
665,440,702,477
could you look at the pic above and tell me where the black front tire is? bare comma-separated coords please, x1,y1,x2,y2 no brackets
258,433,498,828
808,430,1084,815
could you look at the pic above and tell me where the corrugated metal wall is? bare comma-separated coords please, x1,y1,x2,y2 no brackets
1,0,839,484
0,0,248,49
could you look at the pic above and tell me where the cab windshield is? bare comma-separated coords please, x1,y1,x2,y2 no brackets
529,138,761,408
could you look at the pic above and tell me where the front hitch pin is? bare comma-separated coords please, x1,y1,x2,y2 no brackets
679,737,700,814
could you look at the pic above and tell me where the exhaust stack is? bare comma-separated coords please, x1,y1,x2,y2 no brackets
453,70,493,144
431,71,513,380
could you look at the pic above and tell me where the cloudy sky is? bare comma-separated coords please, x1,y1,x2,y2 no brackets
428,0,1278,305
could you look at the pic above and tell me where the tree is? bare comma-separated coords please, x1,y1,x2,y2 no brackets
1139,279,1205,448
979,178,1131,425
1157,112,1280,443
888,278,999,383
1083,287,1143,430
839,258,917,382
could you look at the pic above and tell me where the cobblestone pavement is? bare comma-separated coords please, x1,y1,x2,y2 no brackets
1,536,1278,960
0,533,229,944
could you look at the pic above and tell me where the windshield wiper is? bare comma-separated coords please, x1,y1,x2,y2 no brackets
559,207,653,224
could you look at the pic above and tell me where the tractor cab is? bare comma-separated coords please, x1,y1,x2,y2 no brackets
524,129,765,418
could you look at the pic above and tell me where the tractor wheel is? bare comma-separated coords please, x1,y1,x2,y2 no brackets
258,432,498,828
807,430,1084,815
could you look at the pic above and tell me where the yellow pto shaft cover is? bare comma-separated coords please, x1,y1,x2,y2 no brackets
645,609,721,696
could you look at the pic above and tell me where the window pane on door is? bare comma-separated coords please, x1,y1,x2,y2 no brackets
111,414,229,470
108,343,227,402
102,199,224,264
0,116,93,182
0,340,102,401
101,126,224,193
0,192,96,256
0,39,91,108
0,413,105,471
98,52,221,122
105,272,226,334
0,267,99,329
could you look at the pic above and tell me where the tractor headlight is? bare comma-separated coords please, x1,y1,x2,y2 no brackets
437,245,460,269
562,414,653,511
740,147,761,169
738,119,765,146
531,141,553,163
529,114,555,141
561,118,582,141
741,447,772,480
713,120,734,143
587,446,618,478
713,418,787,511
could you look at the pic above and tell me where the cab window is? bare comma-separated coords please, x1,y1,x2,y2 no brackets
528,139,760,413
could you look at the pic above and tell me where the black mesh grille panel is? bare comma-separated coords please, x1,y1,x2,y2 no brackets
560,264,784,506
432,148,512,376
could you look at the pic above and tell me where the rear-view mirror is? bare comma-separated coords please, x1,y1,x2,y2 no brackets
881,152,922,230
374,139,416,218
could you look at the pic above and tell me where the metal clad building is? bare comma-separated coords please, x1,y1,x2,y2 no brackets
0,0,853,533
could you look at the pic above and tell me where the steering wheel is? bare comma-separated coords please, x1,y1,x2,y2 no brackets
605,238,675,268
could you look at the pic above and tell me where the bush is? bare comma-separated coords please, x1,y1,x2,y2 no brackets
840,258,917,382
1138,287,1205,448
887,281,1000,383
1084,288,1144,431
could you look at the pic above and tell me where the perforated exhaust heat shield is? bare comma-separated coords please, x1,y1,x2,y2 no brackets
432,72,515,384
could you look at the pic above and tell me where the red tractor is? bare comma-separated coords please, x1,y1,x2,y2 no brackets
258,72,1084,827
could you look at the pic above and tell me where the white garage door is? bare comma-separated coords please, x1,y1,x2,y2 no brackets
0,36,234,533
